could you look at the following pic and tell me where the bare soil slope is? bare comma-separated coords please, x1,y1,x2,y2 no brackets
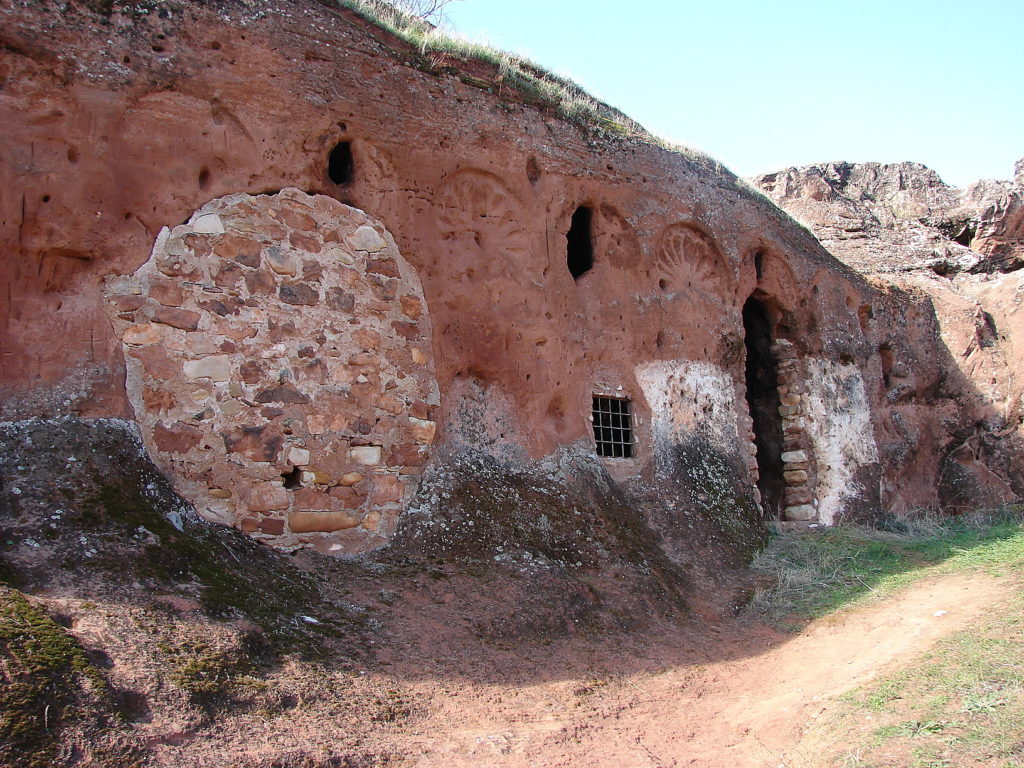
2,417,1015,768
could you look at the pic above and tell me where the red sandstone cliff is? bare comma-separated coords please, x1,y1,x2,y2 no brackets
1,0,1021,571
753,161,1024,512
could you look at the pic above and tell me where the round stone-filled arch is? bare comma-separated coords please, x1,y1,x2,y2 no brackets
103,189,439,555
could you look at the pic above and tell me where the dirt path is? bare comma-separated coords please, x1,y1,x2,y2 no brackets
385,572,1013,768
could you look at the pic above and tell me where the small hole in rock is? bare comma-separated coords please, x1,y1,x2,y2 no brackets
211,41,222,50
566,205,593,280
41,194,51,203
198,167,210,189
282,467,303,489
328,140,354,185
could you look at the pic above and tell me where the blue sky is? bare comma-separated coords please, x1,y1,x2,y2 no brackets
442,0,1023,187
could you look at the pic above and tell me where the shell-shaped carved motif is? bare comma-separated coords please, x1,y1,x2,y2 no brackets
654,223,726,292
435,169,528,263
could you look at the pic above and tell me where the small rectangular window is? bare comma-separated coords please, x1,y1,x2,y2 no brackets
592,395,633,458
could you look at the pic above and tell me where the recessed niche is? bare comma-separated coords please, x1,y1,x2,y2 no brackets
566,205,593,280
281,466,303,489
328,140,354,185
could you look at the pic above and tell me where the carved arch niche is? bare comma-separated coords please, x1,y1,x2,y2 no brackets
434,169,530,278
654,223,728,296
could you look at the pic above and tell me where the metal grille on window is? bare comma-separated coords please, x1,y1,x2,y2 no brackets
592,395,633,458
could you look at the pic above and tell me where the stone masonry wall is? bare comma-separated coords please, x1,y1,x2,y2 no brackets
103,190,438,554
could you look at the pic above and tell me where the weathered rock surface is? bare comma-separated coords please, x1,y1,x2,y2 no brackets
752,161,1024,275
752,161,1024,512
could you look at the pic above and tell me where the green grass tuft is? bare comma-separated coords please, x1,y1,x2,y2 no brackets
745,507,1024,627
0,587,109,768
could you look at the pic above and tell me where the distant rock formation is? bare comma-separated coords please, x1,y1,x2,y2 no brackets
752,161,1024,275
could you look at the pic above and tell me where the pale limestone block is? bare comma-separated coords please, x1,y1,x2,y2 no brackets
349,446,382,465
183,355,232,381
784,504,816,521
288,446,311,466
193,213,225,234
348,224,387,252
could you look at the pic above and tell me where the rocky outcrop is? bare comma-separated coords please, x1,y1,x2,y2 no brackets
752,161,1024,512
753,161,1024,275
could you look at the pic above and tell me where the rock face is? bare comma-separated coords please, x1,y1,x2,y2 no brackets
1,0,1021,561
753,161,1024,275
753,161,1024,512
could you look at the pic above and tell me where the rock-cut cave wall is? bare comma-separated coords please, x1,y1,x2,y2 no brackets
1,0,1020,565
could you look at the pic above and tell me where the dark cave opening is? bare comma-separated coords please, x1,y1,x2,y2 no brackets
743,296,786,518
328,140,354,185
566,205,594,280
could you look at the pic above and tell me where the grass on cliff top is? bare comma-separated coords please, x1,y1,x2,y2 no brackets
334,0,732,172
745,507,1024,629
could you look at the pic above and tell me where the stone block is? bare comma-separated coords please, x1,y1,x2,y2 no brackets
287,446,311,466
400,294,422,319
265,246,297,276
785,487,814,505
279,282,319,306
249,483,289,512
153,421,203,454
329,484,366,506
783,469,809,484
784,504,816,522
410,418,436,444
280,208,317,231
338,472,364,486
348,224,387,252
387,444,426,467
128,345,180,380
149,279,184,307
223,424,285,463
192,213,225,234
123,323,165,346
349,446,381,465
370,475,403,504
301,470,332,485
292,487,331,510
258,517,285,535
183,355,232,381
289,231,321,253
780,450,808,464
289,510,362,533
